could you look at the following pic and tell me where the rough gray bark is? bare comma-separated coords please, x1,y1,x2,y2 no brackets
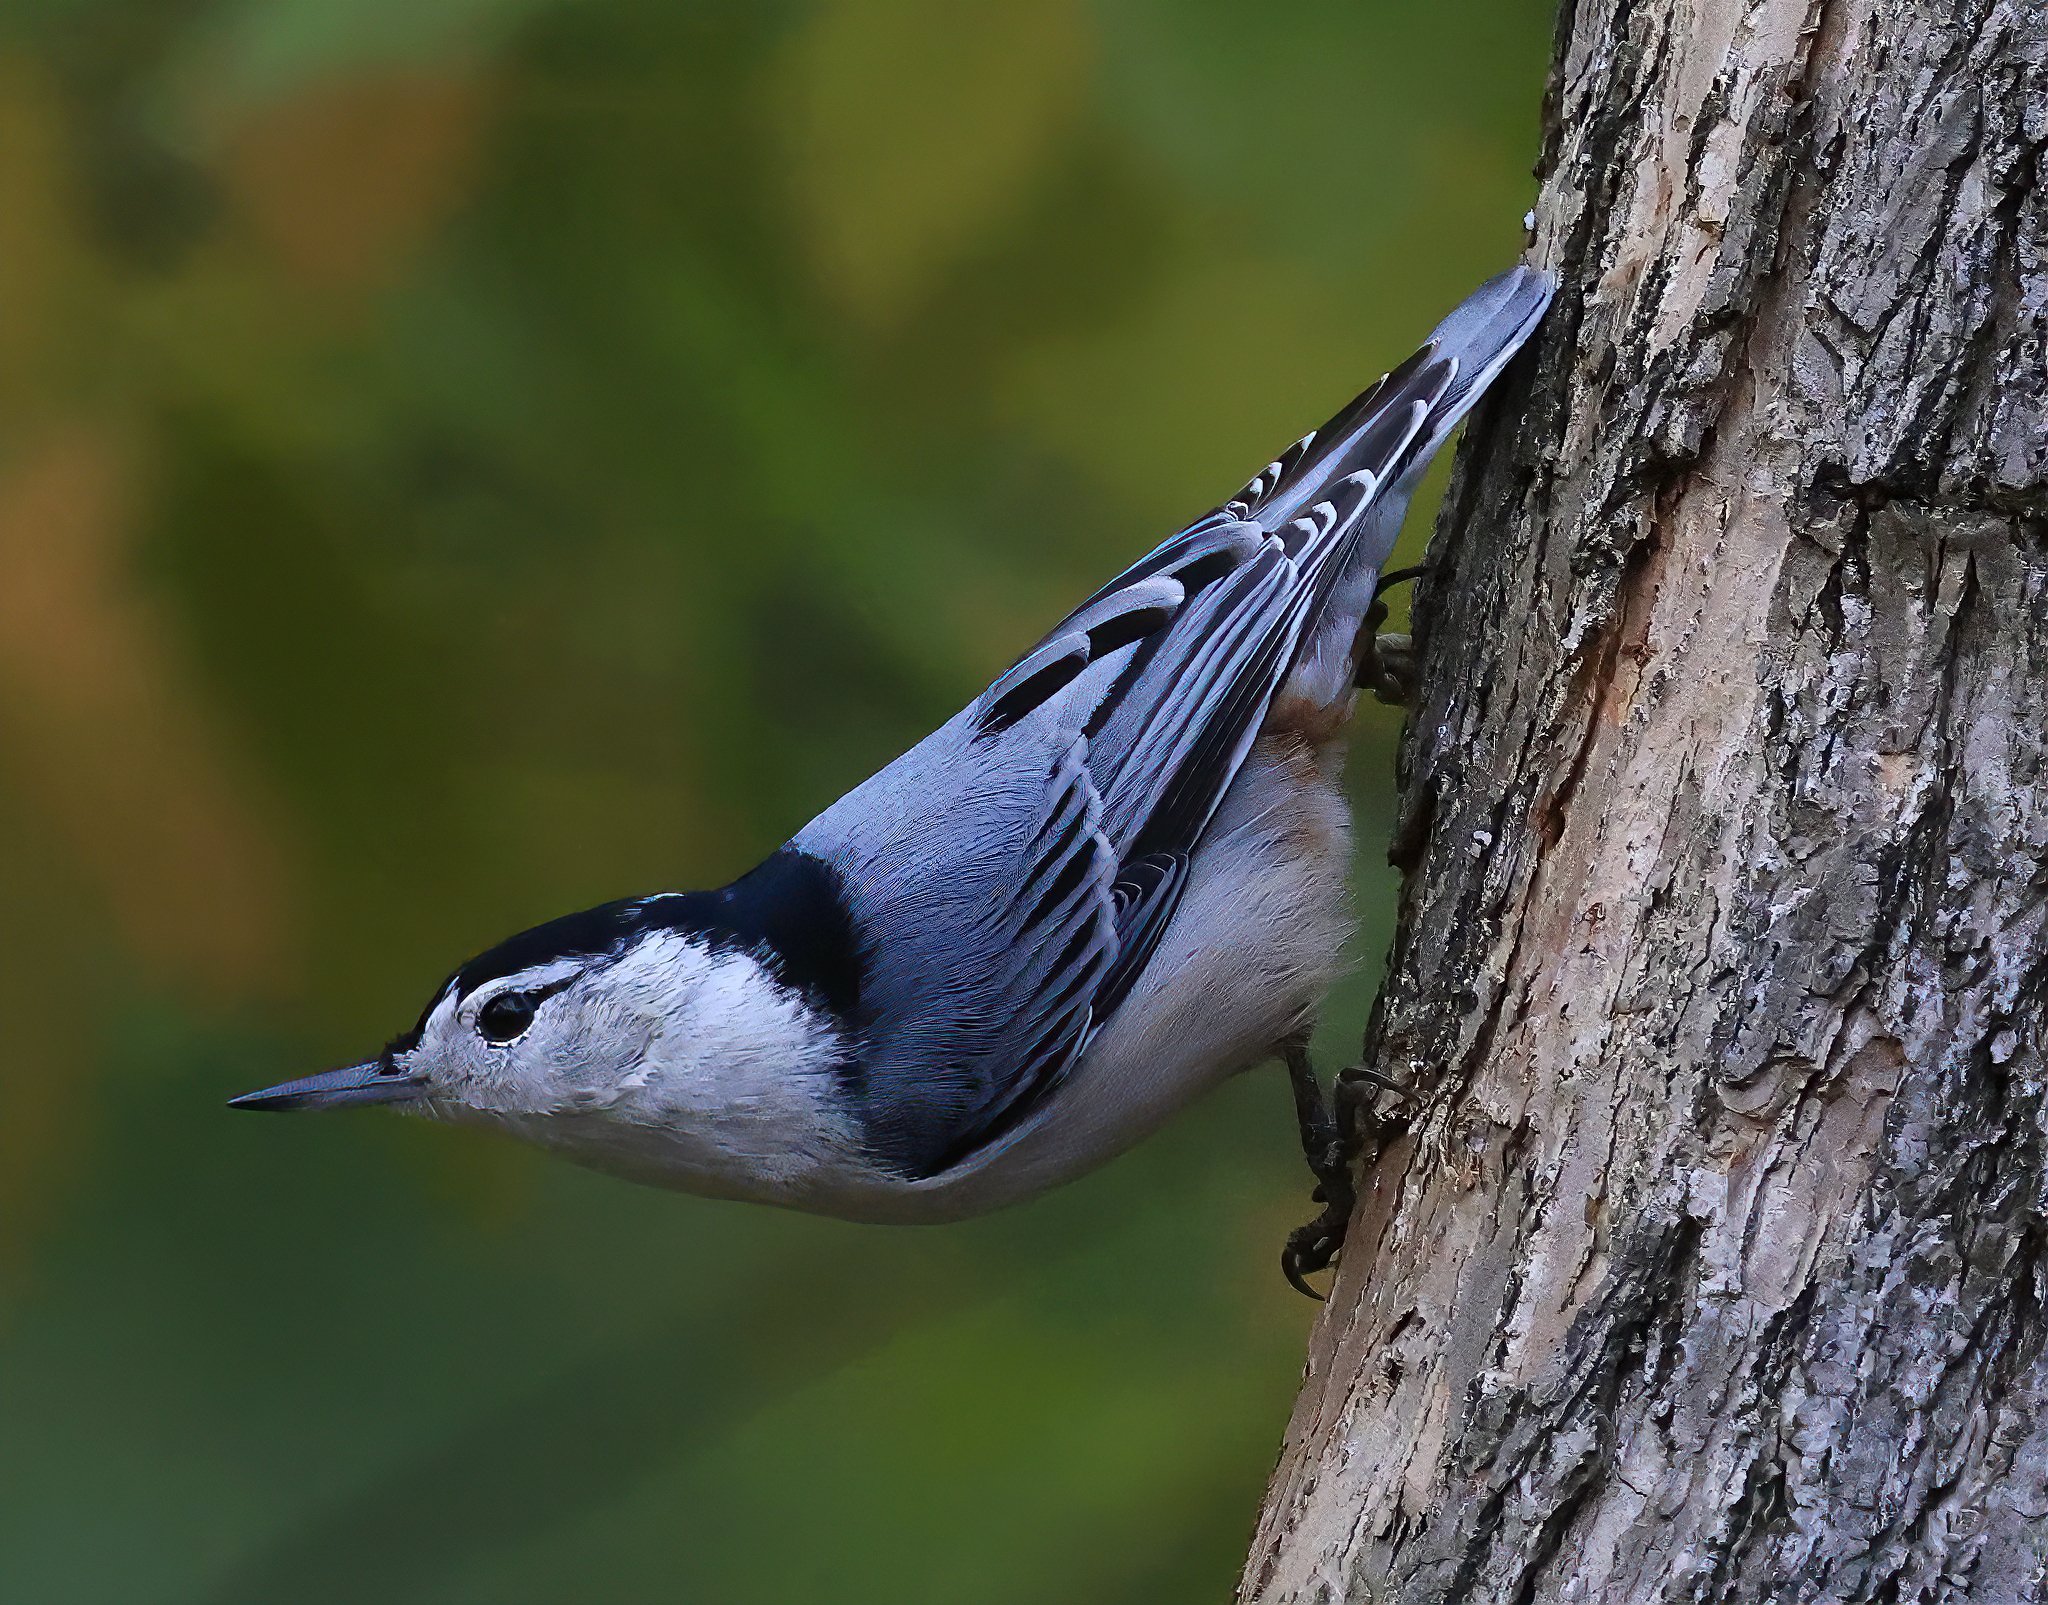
1245,1,2048,1601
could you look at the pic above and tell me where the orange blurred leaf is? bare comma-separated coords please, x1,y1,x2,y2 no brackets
222,70,492,301
0,423,299,1001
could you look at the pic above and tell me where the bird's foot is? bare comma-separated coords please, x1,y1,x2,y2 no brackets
1280,1048,1416,1300
1281,1186,1353,1300
1359,632,1417,707
1334,1063,1415,1156
1356,565,1427,708
1280,1039,1361,1299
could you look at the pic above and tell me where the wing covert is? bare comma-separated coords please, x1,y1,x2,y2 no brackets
799,268,1554,1177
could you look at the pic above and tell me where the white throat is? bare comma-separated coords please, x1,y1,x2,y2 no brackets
462,932,868,1207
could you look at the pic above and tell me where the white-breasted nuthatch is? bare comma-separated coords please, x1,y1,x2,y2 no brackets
233,268,1552,1290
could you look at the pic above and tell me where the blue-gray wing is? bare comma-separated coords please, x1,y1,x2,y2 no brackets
795,268,1553,1176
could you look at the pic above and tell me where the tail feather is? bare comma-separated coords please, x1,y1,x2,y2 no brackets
1260,265,1554,726
1233,265,1554,540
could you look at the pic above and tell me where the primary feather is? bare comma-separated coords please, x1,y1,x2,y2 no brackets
231,266,1556,1225
795,266,1553,1178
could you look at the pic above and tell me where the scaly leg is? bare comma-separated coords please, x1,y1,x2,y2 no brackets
1280,1050,1419,1300
1280,1037,1357,1299
1356,564,1427,707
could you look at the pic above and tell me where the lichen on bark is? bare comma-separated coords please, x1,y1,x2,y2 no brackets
1244,1,2048,1600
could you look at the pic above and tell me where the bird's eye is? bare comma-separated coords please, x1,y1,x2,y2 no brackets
476,992,539,1044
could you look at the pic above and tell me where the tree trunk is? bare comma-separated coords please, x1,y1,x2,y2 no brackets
1244,2,2048,1601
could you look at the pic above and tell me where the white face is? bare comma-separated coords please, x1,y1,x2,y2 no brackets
232,920,870,1205
401,948,664,1121
390,929,865,1201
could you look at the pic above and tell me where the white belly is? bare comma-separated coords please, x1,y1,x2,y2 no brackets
836,732,1356,1222
522,733,1359,1224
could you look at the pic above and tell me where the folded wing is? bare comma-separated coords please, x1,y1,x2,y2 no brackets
801,267,1554,1176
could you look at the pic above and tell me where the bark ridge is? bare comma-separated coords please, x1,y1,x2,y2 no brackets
1246,1,2048,1600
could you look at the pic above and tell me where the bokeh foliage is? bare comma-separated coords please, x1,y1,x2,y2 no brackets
0,2,1549,1600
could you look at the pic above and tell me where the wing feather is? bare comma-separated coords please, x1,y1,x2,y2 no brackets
800,269,1554,1176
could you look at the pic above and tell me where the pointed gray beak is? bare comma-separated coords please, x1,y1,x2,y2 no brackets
228,1058,425,1112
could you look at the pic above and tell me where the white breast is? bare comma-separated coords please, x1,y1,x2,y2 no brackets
824,730,1356,1222
507,734,1357,1225
494,935,874,1207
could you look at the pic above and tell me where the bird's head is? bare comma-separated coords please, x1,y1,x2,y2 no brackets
229,857,868,1201
230,899,696,1122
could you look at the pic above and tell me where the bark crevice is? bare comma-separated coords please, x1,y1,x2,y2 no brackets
1245,1,2048,1599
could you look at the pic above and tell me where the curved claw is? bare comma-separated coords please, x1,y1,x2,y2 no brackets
1334,1063,1419,1156
1281,1243,1329,1301
1370,563,1429,603
1281,1220,1341,1300
1359,567,1430,705
1337,1063,1414,1101
1279,1038,1358,1299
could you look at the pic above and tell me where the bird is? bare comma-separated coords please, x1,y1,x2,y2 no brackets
231,266,1553,1292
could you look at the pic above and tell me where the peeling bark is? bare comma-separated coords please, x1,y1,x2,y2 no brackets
1245,2,2048,1601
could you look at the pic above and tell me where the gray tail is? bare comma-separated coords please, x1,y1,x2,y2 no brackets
1233,265,1555,538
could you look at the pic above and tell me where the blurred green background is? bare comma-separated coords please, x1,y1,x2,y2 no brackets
0,2,1547,1600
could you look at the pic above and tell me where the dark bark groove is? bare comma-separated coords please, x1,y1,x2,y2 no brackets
1246,1,2047,1600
